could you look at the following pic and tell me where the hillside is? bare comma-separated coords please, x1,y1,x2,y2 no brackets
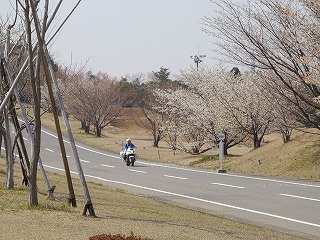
227,130,320,181
191,130,320,181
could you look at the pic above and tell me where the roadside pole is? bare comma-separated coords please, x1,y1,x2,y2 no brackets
217,133,227,173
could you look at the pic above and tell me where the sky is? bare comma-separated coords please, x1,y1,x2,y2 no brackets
2,0,218,79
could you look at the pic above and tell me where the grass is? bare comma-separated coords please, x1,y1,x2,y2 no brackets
189,155,219,167
4,108,319,239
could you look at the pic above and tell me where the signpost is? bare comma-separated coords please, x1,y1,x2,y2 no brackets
27,122,35,140
28,123,36,135
217,133,227,173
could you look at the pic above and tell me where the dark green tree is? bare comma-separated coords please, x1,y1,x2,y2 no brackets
230,67,241,76
153,67,170,83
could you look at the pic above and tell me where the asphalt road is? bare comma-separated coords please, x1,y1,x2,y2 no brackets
12,126,320,239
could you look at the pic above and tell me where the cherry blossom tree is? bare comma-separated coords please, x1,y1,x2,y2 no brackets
157,87,215,154
257,70,301,142
202,0,320,132
216,70,274,148
157,67,250,155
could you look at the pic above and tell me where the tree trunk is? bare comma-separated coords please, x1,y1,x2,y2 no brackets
153,134,160,147
95,124,101,137
82,121,90,133
253,133,261,148
169,134,177,150
283,134,290,143
280,128,291,143
224,142,229,155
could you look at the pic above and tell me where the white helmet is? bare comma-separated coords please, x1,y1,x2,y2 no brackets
126,138,131,142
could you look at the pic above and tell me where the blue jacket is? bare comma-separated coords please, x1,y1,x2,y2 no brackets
124,143,136,150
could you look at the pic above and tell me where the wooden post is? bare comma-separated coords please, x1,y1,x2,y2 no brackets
2,60,55,200
29,0,77,207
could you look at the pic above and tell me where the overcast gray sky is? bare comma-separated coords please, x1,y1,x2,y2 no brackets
2,0,217,78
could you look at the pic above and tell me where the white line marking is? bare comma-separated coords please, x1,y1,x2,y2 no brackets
85,174,320,228
100,164,115,168
42,164,320,229
41,129,120,159
164,175,188,180
212,183,244,189
280,194,320,202
128,169,146,174
139,162,320,188
45,148,54,152
80,159,90,163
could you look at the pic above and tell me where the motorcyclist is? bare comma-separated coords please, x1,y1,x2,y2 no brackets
123,138,136,161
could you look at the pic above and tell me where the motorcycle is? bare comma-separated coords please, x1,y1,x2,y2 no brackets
120,147,136,166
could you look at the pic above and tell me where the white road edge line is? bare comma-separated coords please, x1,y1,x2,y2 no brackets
128,169,146,174
139,162,320,188
164,175,188,180
280,194,320,202
41,129,120,159
212,183,244,189
42,164,320,229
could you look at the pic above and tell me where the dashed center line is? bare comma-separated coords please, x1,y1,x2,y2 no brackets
80,159,90,163
45,148,54,152
128,169,146,174
164,175,188,180
212,183,245,189
100,164,115,168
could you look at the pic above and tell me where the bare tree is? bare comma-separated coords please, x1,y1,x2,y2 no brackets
137,89,167,147
67,72,125,137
